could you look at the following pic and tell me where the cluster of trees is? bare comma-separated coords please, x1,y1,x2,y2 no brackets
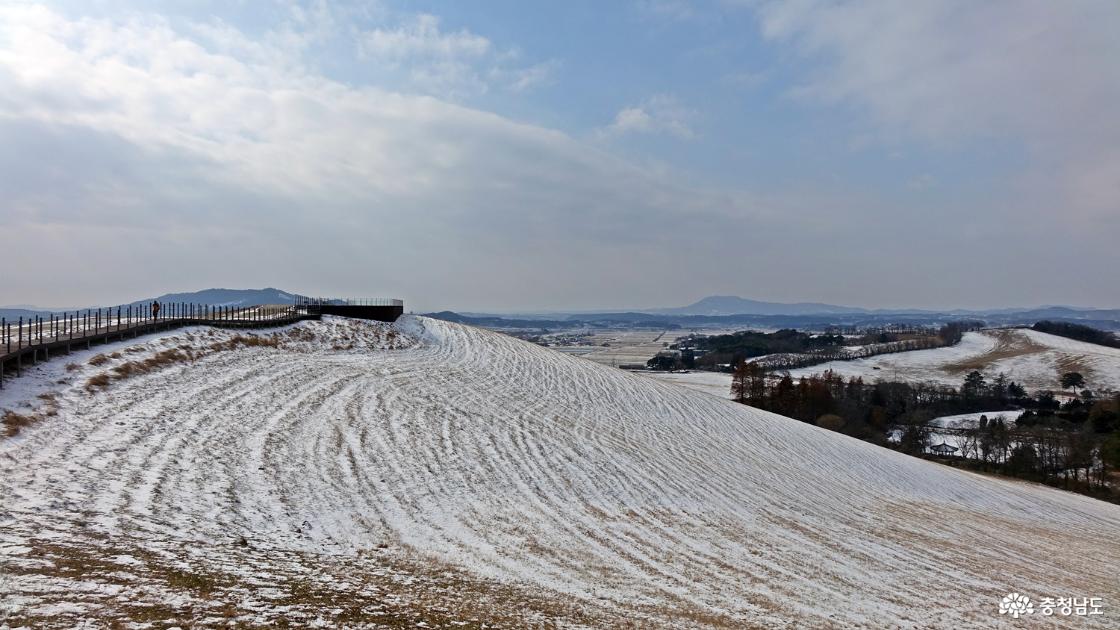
752,335,951,372
731,364,1120,500
936,320,984,345
731,364,987,440
941,397,1120,491
685,329,845,369
687,321,980,372
1032,320,1120,349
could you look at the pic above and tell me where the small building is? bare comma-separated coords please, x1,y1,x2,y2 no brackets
930,442,958,456
299,297,404,322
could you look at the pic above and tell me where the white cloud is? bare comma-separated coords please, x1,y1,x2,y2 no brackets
0,2,1115,311
357,13,554,97
755,0,1120,216
600,95,696,139
0,4,754,309
361,14,491,61
502,60,559,93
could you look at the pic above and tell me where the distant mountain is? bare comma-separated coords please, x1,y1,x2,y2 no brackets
651,295,867,316
0,307,51,321
990,306,1120,321
137,287,299,307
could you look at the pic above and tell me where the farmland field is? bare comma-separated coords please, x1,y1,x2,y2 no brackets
790,329,1120,393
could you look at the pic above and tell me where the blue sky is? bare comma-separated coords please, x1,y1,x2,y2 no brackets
1,1,1117,311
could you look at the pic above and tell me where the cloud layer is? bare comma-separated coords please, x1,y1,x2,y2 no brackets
758,0,1120,216
0,1,1116,311
0,4,757,310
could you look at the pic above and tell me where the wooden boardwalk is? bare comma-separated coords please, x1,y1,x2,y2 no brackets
0,305,319,389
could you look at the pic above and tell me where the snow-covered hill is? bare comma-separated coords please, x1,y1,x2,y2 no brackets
791,328,1120,393
1,317,1117,628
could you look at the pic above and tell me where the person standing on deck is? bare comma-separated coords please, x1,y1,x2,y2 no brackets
151,300,161,320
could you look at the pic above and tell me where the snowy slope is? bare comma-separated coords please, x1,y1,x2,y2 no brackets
790,328,1120,392
641,370,734,399
1,317,1118,628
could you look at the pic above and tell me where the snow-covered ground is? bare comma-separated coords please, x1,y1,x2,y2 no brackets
640,370,734,399
930,410,1026,430
1,317,1118,628
790,328,1120,393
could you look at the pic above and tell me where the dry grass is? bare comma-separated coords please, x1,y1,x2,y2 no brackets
85,373,111,391
110,349,193,380
87,335,282,393
209,334,283,352
88,353,110,367
65,362,81,372
943,329,1048,374
2,410,39,438
1,531,621,629
3,392,62,437
284,328,318,343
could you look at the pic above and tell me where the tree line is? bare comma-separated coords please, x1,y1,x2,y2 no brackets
1032,320,1120,349
731,364,1120,501
669,321,981,373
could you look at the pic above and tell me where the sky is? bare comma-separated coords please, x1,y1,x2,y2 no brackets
0,0,1117,313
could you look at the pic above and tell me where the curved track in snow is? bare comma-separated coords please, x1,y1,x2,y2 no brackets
1,316,1118,628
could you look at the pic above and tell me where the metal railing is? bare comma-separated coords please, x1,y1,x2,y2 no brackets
0,297,325,389
0,293,406,388
1,304,304,351
294,297,404,307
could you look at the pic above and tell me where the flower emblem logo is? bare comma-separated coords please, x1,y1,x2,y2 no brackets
1000,593,1034,619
